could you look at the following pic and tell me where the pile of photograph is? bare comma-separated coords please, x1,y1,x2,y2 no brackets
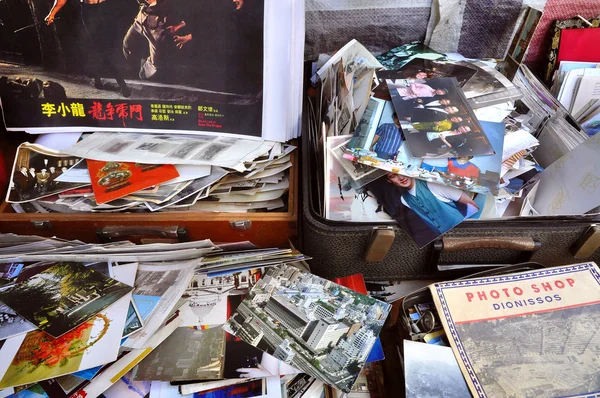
7,137,294,213
311,40,599,248
0,233,391,398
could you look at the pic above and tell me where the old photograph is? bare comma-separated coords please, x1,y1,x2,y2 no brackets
0,262,132,337
7,144,87,203
455,303,600,397
224,265,391,393
133,326,226,382
403,340,470,398
387,77,495,158
0,301,37,341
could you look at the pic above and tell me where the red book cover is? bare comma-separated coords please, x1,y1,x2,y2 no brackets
557,28,600,66
87,160,178,204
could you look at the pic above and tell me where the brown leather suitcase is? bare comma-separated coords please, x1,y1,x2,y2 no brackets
0,131,298,247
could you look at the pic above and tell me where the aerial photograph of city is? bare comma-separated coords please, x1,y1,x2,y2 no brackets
224,265,391,393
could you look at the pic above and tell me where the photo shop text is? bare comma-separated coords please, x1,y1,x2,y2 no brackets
465,277,576,302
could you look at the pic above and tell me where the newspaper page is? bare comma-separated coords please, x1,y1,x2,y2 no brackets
61,133,275,172
430,262,600,398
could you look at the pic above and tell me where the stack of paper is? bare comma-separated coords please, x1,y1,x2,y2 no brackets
6,137,295,213
0,233,392,398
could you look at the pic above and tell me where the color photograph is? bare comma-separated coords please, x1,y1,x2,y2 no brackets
387,77,495,158
0,262,132,337
0,0,264,135
346,100,503,194
367,173,479,247
223,265,391,393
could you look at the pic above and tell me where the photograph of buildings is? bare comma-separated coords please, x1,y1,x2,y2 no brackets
455,303,600,398
224,265,391,393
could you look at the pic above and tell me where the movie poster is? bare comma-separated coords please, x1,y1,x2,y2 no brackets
0,0,264,137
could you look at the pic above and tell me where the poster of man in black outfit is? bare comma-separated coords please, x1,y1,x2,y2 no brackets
0,0,264,135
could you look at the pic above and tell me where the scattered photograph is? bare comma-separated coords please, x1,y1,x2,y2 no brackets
395,59,477,87
182,269,263,327
403,340,470,398
122,301,144,338
366,172,480,247
0,262,132,337
326,135,391,223
86,160,179,204
133,326,226,382
7,144,87,203
223,265,391,393
376,42,447,71
345,99,503,194
0,301,37,341
387,77,495,158
0,292,131,389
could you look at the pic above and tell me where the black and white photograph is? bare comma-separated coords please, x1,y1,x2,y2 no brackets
0,301,37,341
133,326,226,382
7,144,87,203
387,77,495,158
403,340,470,398
223,265,391,393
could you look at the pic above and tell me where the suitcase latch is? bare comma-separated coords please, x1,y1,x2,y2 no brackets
31,220,52,230
230,220,252,231
366,226,395,263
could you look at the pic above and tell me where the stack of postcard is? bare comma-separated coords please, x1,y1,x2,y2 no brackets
6,136,294,214
311,40,599,248
0,234,391,398
551,61,600,139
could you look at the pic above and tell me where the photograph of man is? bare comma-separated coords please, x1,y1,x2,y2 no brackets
45,0,131,97
381,173,478,245
370,113,403,160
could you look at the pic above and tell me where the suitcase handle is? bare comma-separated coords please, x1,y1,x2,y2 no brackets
437,236,539,252
96,226,188,243
432,236,541,274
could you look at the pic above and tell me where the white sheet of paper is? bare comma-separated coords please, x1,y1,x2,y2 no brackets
531,134,600,215
35,132,82,151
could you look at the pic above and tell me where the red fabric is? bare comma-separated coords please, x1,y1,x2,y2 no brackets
557,28,600,65
447,160,481,179
332,274,367,295
525,0,600,74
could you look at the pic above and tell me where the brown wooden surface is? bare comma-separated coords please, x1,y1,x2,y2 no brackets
0,136,298,247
